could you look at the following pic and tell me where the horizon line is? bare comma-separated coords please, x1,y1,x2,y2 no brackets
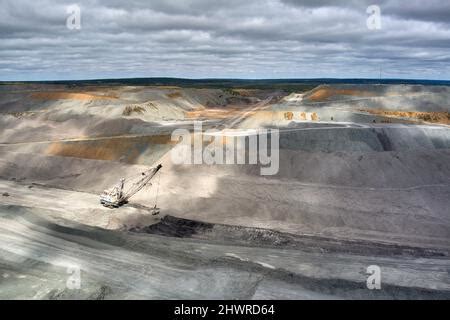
1,76,450,83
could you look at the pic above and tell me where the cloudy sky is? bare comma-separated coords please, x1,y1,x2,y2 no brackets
1,0,450,80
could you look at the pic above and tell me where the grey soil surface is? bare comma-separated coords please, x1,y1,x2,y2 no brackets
0,83,449,299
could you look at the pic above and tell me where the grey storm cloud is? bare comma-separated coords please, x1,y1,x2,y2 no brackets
0,0,449,80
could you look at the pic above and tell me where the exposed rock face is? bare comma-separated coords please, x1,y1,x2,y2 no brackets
0,82,449,299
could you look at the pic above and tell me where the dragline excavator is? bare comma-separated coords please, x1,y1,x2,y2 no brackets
100,164,162,208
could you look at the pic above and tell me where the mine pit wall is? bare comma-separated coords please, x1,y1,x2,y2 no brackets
0,151,152,194
152,125,450,247
238,109,413,128
154,151,450,248
44,136,175,164
1,124,449,248
1,150,449,249
278,127,450,152
2,125,449,164
0,86,252,118
1,126,450,188
300,84,450,112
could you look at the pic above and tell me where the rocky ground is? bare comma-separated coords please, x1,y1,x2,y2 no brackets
0,82,449,299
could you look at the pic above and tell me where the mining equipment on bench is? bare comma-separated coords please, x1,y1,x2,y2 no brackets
100,164,162,209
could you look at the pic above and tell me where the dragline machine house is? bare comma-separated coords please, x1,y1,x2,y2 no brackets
100,164,162,208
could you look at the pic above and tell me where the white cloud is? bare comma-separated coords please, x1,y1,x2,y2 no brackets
0,0,449,80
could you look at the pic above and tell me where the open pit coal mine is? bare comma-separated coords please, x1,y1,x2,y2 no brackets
0,82,449,299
